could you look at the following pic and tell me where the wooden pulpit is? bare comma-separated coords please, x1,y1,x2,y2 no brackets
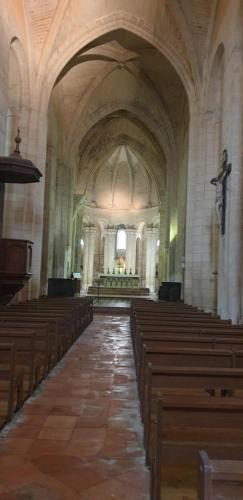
0,239,33,304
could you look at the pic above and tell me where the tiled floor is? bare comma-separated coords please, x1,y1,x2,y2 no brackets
93,298,131,308
0,314,150,499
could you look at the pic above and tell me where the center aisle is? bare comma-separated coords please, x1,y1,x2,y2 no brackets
0,314,150,500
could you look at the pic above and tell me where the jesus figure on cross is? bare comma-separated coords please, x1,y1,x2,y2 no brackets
210,149,231,235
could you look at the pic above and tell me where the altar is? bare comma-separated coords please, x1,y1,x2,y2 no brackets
99,273,139,288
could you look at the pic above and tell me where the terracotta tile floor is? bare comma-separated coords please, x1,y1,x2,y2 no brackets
0,314,150,499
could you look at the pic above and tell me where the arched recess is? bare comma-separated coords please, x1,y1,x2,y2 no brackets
80,132,164,205
2,37,31,243
205,43,225,313
5,37,30,155
37,12,197,117
64,62,177,160
0,38,24,236
70,100,175,168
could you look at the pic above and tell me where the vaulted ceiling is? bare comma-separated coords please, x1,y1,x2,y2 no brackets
3,0,219,214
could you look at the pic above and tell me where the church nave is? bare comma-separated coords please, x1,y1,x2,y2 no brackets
0,314,149,500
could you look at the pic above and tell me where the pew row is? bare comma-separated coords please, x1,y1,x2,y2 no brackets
0,297,93,428
0,343,23,426
145,365,243,465
152,397,243,500
198,449,243,500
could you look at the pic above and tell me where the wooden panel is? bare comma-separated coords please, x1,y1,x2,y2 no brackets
0,184,4,238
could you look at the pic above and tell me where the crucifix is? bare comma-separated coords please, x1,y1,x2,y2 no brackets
210,149,231,235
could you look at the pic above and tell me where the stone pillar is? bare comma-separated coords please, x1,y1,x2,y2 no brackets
103,230,109,273
184,110,201,307
87,226,96,285
82,225,96,290
104,227,116,273
82,227,89,290
223,50,243,323
158,201,169,283
126,228,137,274
137,236,143,278
145,227,158,292
74,216,82,273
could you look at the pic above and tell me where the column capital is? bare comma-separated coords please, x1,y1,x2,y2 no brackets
145,226,158,235
126,225,137,234
84,225,96,234
106,228,116,235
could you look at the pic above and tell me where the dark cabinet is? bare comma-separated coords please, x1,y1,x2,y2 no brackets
158,282,181,302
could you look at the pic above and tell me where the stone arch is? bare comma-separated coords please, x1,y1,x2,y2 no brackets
40,11,193,297
64,62,176,158
77,101,173,166
83,141,161,208
37,12,197,119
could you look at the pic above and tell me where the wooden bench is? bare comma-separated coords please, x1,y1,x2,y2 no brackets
130,301,243,499
0,343,23,426
151,397,243,500
198,450,243,500
32,296,93,331
0,327,49,398
144,365,243,466
138,347,243,415
133,333,243,377
0,311,69,362
1,306,75,346
0,297,93,429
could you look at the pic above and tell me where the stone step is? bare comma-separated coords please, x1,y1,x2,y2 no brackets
88,287,149,296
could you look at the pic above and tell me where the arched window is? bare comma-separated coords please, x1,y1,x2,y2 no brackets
117,229,126,250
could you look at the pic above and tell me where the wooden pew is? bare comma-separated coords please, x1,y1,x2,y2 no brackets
198,450,243,500
0,327,49,398
1,306,75,346
0,314,59,366
134,320,243,336
0,343,23,426
130,316,243,355
0,312,68,362
29,296,93,333
0,297,93,430
36,296,93,330
139,347,243,414
131,300,243,500
133,333,243,377
29,300,84,338
144,365,243,466
151,397,243,500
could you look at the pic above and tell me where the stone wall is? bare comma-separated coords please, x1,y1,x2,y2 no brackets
184,0,243,321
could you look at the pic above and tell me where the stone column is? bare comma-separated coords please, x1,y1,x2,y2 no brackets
74,216,82,273
82,227,90,290
158,201,169,283
126,228,137,274
82,225,96,289
223,49,243,323
87,226,96,285
104,227,116,273
145,227,158,292
103,230,109,273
